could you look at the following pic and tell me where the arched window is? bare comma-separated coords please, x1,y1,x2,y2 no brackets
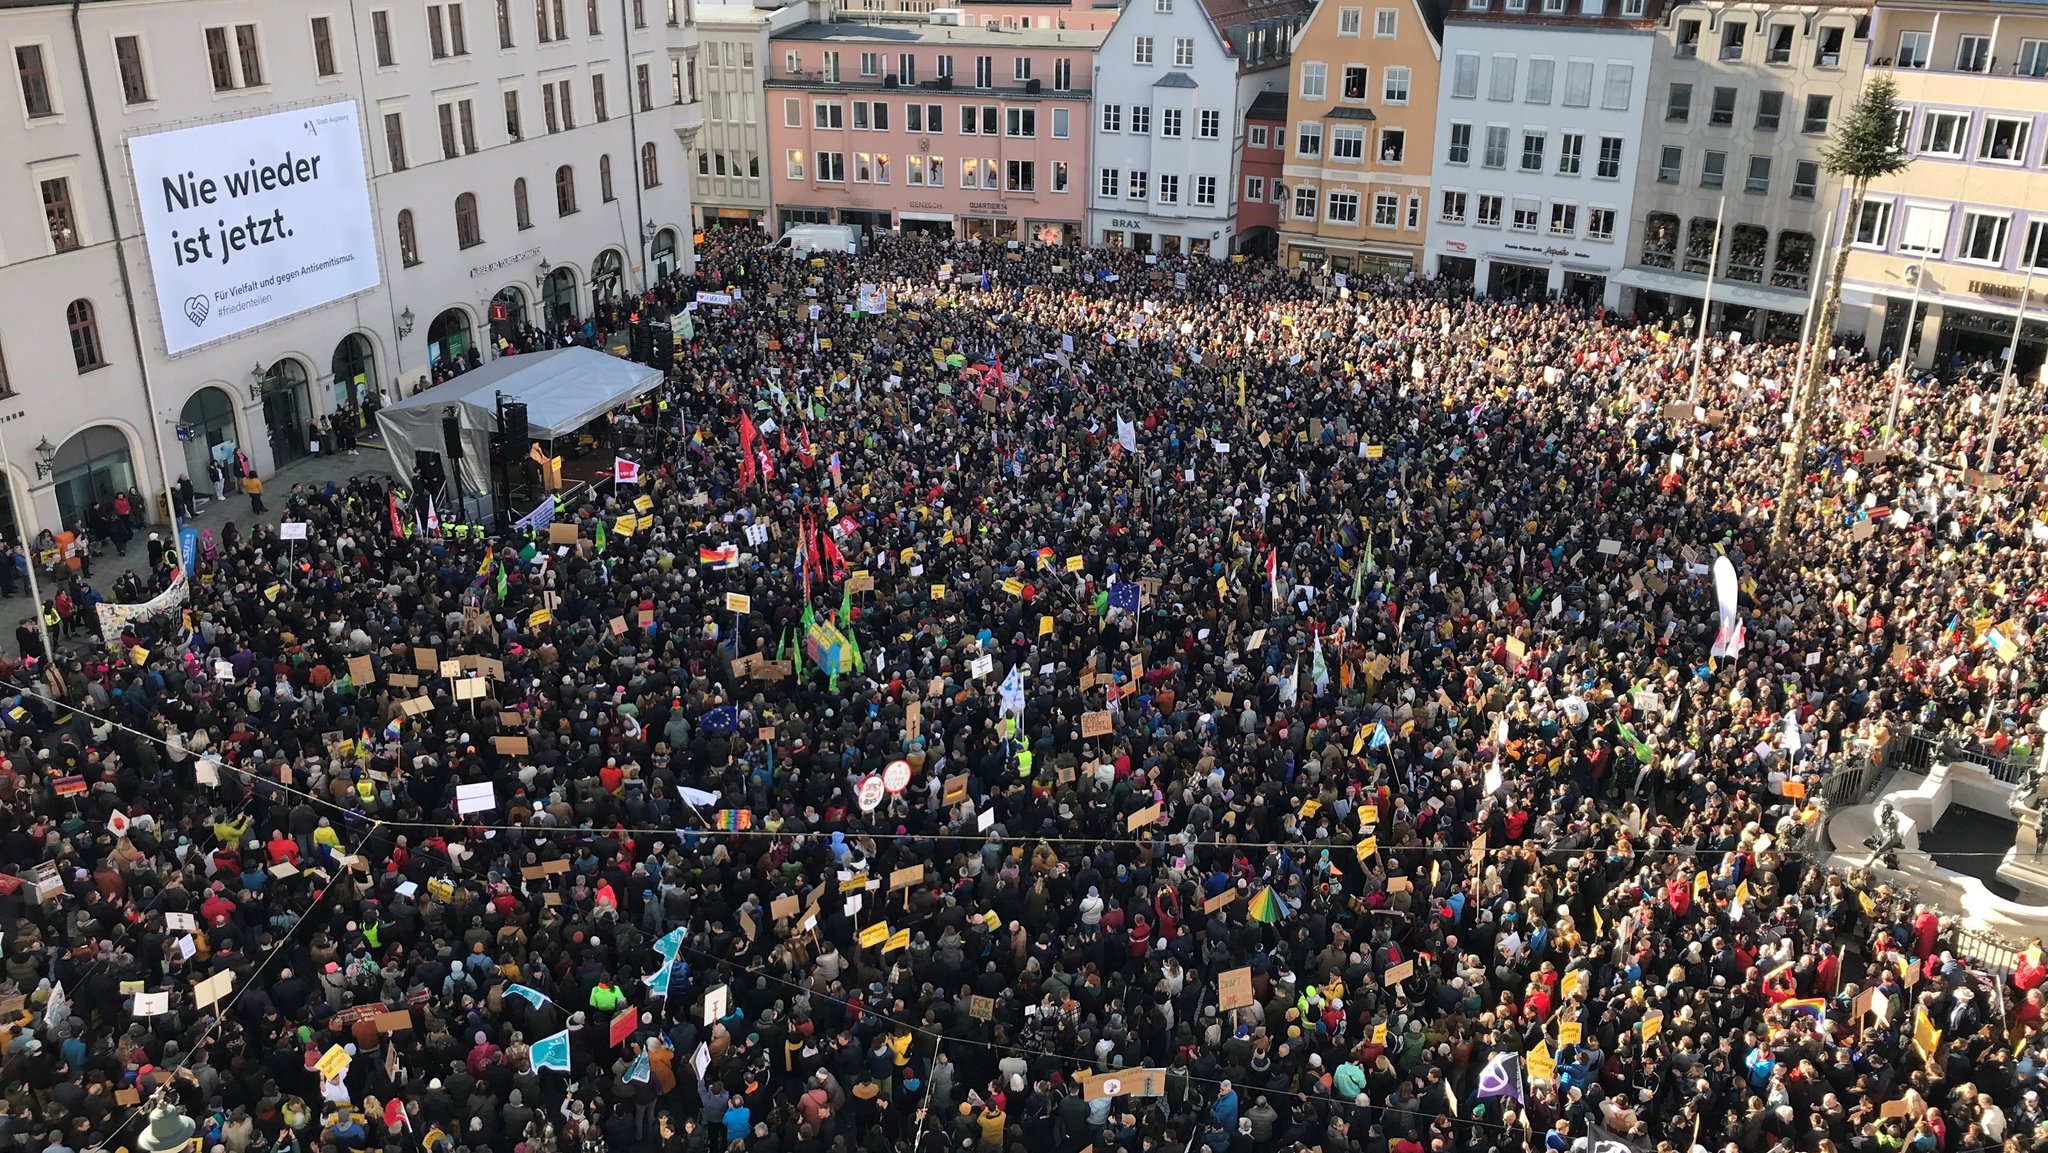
599,154,615,202
641,142,660,188
514,177,532,230
66,299,103,371
398,209,420,266
455,192,483,249
555,165,577,215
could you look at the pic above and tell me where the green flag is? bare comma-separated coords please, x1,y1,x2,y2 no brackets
595,519,608,554
1618,722,1654,764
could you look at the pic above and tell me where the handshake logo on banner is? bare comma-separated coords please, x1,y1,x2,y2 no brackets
128,101,382,356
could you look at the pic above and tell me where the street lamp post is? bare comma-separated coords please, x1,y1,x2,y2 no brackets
1885,263,1927,446
1983,267,2036,474
1687,195,1728,405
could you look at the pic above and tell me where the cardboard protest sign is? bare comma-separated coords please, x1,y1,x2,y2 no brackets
1217,967,1254,1011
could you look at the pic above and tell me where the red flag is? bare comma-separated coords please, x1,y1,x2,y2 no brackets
821,533,847,581
797,426,816,468
388,493,404,539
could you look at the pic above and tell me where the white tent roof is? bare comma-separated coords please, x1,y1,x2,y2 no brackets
376,347,661,497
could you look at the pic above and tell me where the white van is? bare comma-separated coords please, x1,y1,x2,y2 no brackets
774,224,861,258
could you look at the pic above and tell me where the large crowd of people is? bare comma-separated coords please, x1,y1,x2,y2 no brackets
1,231,2046,1153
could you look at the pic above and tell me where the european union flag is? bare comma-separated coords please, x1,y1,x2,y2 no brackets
700,704,739,734
1107,582,1141,614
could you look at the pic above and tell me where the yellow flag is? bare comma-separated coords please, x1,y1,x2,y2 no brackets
1641,1011,1664,1042
1040,616,1055,637
1238,372,1246,408
1857,890,1876,917
1692,871,1710,897
1912,1007,1942,1059
1560,970,1583,1001
1736,879,1752,906
1351,728,1367,755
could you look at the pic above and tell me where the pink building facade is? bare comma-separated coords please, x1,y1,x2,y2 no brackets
1237,92,1287,256
767,20,1102,243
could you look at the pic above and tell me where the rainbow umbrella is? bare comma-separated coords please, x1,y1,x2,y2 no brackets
1246,886,1291,924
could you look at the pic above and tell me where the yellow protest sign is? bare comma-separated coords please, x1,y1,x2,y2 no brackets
1556,1022,1583,1046
884,927,910,953
1040,615,1055,637
931,585,946,601
1066,555,1084,572
1002,577,1024,596
1356,837,1377,860
315,1044,351,1081
613,514,636,537
858,922,890,949
1526,1043,1557,1083
634,495,653,513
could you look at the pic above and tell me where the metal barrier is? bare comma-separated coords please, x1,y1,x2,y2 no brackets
1905,726,2037,786
1950,923,2030,978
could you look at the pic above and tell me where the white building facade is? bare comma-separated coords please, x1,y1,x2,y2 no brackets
1087,0,1309,256
693,0,821,229
0,0,700,540
1424,0,1659,306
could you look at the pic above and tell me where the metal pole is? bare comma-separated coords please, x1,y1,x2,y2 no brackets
1788,208,1834,422
1687,195,1727,404
0,435,58,668
1886,264,1927,446
1983,267,2036,474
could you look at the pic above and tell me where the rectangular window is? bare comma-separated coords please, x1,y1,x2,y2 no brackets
1520,131,1545,171
504,88,521,137
1338,6,1362,34
41,177,77,250
1174,37,1194,67
936,54,951,80
1557,132,1582,175
1054,161,1068,192
2026,220,2048,269
1898,203,1948,256
1601,63,1631,111
2019,39,2048,78
1960,210,2009,263
384,111,408,169
372,10,395,66
1295,186,1319,219
1755,91,1782,131
637,63,651,111
1488,55,1516,101
1342,64,1367,100
1128,170,1148,199
499,0,515,48
1744,154,1770,194
1791,159,1818,199
115,34,151,101
1482,124,1508,168
1562,59,1592,107
851,100,868,131
1007,107,1036,137
1853,199,1893,247
1720,22,1745,60
1251,125,1268,147
1510,197,1539,232
1549,202,1576,235
1700,149,1725,188
1675,19,1699,57
1134,36,1154,65
1327,190,1360,223
1195,174,1216,205
1379,126,1405,163
458,99,476,152
1006,159,1034,192
1766,23,1793,63
903,101,919,131
1301,62,1327,99
205,27,235,89
1332,125,1364,160
859,51,879,77
1665,82,1691,123
1587,207,1614,240
1476,194,1501,227
1440,189,1467,222
1446,121,1471,164
1012,57,1031,82
1801,94,1830,134
1919,110,1966,156
1129,105,1149,134
1525,57,1554,104
1452,52,1479,99
1710,86,1736,126
1100,167,1120,197
235,24,263,86
439,102,459,158
1383,66,1409,103
814,101,842,129
1157,173,1178,203
1374,192,1399,226
430,5,449,57
1101,103,1121,132
816,151,845,182
1981,115,2030,163
1054,57,1071,90
981,105,998,134
1896,29,1931,68
308,19,338,79
1247,175,1266,201
1160,108,1181,137
1657,144,1681,183
1596,134,1622,178
1199,109,1219,138
1957,33,1990,72
1297,122,1321,156
820,51,838,82
1054,108,1070,138
592,73,607,121
975,55,991,88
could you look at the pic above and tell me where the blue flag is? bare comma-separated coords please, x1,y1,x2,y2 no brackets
653,926,685,961
700,704,739,734
999,666,1025,718
504,983,550,1009
530,1028,572,1073
624,1051,652,1083
1107,581,1141,615
1369,721,1391,750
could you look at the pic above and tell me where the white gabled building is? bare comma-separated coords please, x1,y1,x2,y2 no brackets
1423,0,1662,306
1087,0,1312,257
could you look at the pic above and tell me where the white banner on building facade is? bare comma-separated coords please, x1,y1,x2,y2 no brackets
127,101,382,355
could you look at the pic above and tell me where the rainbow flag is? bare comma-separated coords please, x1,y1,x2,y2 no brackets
1246,885,1290,923
700,544,739,569
713,809,753,831
1781,997,1827,1021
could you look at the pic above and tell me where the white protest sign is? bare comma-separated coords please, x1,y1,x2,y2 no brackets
278,522,309,540
455,782,497,815
127,101,381,355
